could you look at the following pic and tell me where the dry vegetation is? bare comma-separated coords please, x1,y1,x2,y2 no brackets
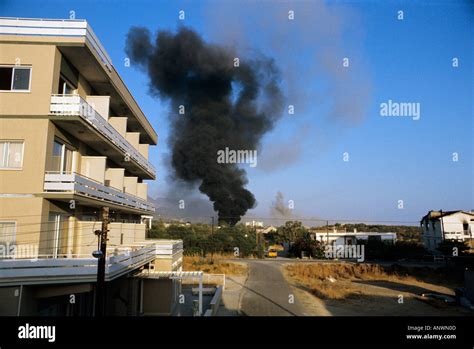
183,254,248,276
285,263,460,300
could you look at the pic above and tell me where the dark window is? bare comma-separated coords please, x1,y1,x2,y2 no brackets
0,66,31,91
12,68,30,90
0,67,13,90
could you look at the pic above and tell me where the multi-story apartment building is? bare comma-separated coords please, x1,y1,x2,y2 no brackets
0,18,183,316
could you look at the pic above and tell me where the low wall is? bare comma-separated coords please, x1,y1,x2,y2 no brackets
208,285,223,316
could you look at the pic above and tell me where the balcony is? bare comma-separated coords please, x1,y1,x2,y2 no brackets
50,94,156,179
0,240,183,286
44,172,155,213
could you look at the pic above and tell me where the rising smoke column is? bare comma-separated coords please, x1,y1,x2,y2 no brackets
126,27,284,225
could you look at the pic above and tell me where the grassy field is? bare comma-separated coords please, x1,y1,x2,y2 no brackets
283,263,472,316
183,254,248,276
285,263,462,300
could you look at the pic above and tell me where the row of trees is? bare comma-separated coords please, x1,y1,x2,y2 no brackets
148,220,470,260
148,221,260,257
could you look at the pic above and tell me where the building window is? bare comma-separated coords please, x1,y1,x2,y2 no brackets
51,139,73,174
58,75,77,95
0,66,32,91
0,141,24,169
0,221,16,245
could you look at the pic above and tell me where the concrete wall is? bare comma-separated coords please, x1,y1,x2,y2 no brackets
134,224,146,241
123,176,137,196
0,197,48,257
85,96,110,120
137,182,148,200
105,168,125,191
0,43,60,116
0,118,52,194
108,117,127,137
80,156,106,183
121,223,136,245
74,220,99,256
138,143,149,159
125,132,140,150
77,74,92,97
141,278,177,315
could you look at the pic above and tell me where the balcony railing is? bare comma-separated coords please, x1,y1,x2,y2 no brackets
50,94,156,177
0,240,183,286
0,244,157,286
44,172,155,213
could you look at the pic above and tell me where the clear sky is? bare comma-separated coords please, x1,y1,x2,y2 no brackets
2,0,472,225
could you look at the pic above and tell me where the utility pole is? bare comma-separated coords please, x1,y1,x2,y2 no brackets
211,216,214,235
95,207,109,317
439,209,445,242
326,220,329,244
255,225,260,258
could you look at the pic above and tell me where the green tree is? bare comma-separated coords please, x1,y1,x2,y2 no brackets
290,233,325,258
275,221,308,243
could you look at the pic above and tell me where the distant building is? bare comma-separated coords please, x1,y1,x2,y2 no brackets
245,220,264,228
311,228,396,246
421,210,474,251
262,226,277,234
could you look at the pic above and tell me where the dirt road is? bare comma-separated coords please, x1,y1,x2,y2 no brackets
239,260,305,316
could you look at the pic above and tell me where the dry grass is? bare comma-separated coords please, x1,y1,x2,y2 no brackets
183,254,248,276
285,263,449,300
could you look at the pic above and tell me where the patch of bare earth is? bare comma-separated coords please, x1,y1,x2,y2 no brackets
283,263,471,316
183,255,248,276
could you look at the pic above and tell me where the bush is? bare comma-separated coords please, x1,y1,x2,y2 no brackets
436,240,470,256
147,221,257,257
290,234,325,258
359,239,426,261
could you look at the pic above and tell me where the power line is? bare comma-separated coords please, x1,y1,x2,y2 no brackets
7,218,141,229
0,222,100,238
0,209,135,219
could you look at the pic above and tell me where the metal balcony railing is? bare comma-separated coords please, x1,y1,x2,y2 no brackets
0,244,157,286
44,172,155,213
50,94,156,177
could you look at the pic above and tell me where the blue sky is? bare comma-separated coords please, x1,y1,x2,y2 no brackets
2,0,472,224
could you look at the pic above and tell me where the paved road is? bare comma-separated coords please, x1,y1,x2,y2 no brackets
239,259,304,316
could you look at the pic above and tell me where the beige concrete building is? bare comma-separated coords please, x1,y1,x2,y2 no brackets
0,18,182,316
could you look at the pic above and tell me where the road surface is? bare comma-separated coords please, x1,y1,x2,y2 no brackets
239,259,305,316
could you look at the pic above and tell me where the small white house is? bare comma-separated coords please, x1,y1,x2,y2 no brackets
245,220,264,228
421,210,474,251
312,229,397,246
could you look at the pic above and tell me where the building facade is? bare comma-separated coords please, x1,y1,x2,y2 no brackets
0,18,182,316
421,210,474,251
311,229,397,246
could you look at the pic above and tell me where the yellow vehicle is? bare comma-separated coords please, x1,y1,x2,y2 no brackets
267,249,278,258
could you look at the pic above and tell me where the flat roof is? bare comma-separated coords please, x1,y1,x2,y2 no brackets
0,17,158,145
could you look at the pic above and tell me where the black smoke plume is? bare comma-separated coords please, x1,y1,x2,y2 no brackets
126,26,284,225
